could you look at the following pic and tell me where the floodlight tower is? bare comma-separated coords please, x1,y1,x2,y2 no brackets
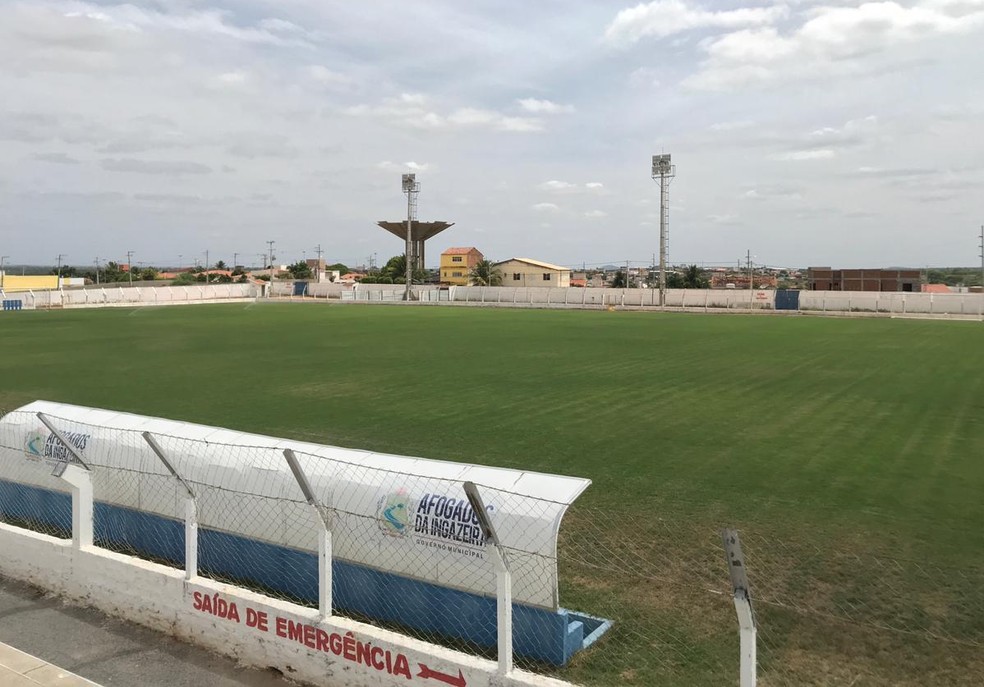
402,173,421,300
651,154,676,307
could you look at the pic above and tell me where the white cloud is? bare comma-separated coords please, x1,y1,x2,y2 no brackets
707,213,740,225
376,161,431,172
100,158,211,175
517,98,574,114
307,65,350,87
539,180,576,191
604,0,787,45
532,202,560,212
687,1,984,90
628,66,661,88
348,96,542,133
498,116,543,132
710,120,753,132
217,71,247,84
583,210,607,218
64,4,312,46
773,149,836,161
34,152,81,164
538,180,605,193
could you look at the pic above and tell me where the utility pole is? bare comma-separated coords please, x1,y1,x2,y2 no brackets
266,240,275,297
94,257,100,285
204,249,209,283
626,260,630,289
178,254,183,272
747,249,753,291
126,250,134,286
0,255,7,290
233,252,239,271
56,254,66,287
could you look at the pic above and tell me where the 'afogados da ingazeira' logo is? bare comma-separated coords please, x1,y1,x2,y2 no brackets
377,490,496,549
377,489,413,537
23,428,91,464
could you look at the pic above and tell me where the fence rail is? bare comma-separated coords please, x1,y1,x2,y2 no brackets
1,408,982,685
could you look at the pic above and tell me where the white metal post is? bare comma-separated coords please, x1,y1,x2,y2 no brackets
723,529,757,687
318,528,332,620
463,482,512,676
185,497,198,580
284,449,332,619
735,590,757,687
142,432,197,578
60,464,93,548
36,413,93,548
491,546,513,675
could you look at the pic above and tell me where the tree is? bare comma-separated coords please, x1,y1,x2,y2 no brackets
381,254,426,284
611,270,627,288
172,272,197,285
469,260,502,286
682,265,709,289
286,261,313,280
215,260,227,270
666,272,686,289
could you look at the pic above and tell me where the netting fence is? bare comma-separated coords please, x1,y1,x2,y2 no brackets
1,408,982,686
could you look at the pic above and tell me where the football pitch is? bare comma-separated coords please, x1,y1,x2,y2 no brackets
1,303,982,685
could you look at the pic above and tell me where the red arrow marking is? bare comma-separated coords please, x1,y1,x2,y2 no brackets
417,663,466,687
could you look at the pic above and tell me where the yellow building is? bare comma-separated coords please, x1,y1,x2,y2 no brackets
440,247,484,285
0,275,60,293
495,258,572,287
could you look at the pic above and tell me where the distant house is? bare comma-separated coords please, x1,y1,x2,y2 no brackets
495,258,571,288
922,284,952,294
440,247,484,285
807,267,921,292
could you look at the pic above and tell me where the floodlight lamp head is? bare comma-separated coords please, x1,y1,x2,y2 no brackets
652,153,673,176
402,173,417,192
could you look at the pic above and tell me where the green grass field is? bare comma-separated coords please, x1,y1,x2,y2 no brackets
1,303,982,685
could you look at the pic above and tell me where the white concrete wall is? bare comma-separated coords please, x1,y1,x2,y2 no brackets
0,284,258,310
0,522,572,687
798,290,983,315
257,283,984,318
448,287,776,310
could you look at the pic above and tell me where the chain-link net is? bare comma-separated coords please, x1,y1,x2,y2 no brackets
294,450,499,659
0,409,75,539
550,504,736,686
741,531,984,686
7,407,982,686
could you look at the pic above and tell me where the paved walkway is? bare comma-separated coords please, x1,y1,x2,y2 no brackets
0,576,296,686
0,642,101,686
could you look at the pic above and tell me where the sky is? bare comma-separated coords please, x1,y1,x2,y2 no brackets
1,0,983,270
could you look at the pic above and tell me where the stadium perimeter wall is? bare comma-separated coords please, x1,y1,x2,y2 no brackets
295,283,983,317
0,283,258,310
2,281,980,318
0,521,571,687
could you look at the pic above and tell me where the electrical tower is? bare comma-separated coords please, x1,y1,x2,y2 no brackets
651,154,676,307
